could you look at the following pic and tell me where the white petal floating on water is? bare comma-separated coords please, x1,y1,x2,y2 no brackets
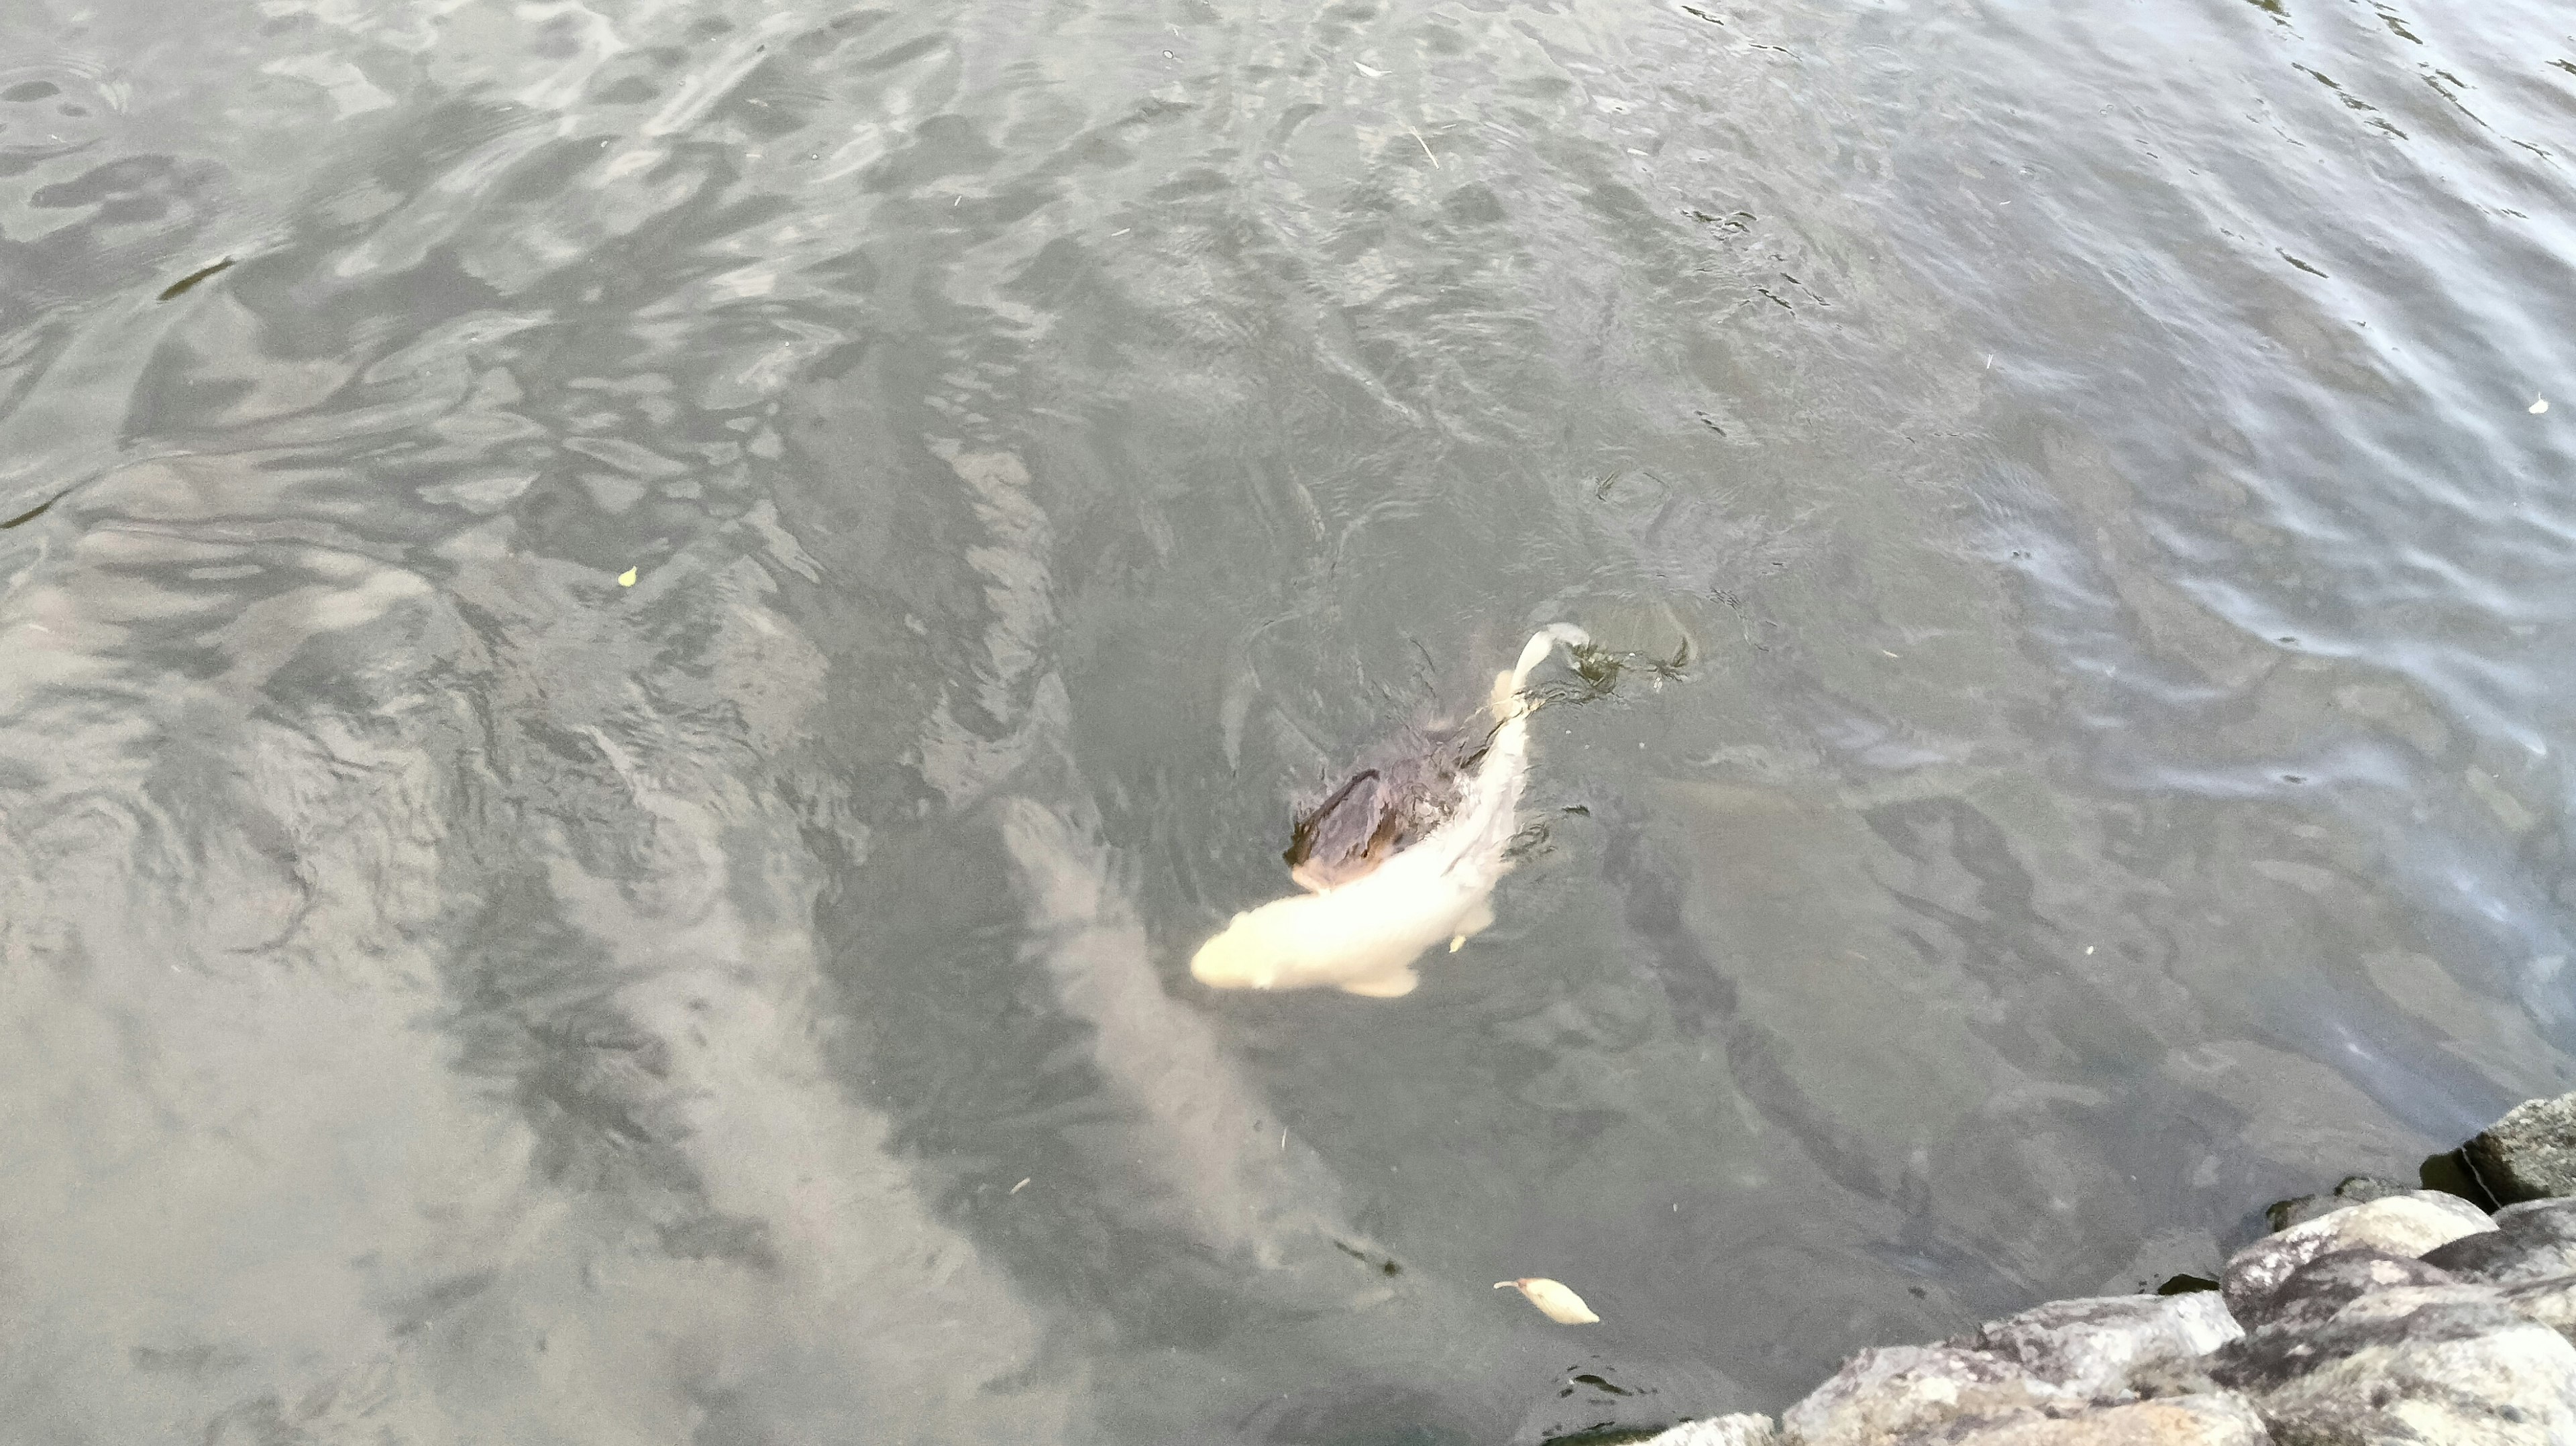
2534,395,2551,414
1495,1276,1600,1324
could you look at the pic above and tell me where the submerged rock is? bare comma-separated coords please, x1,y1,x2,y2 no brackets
2220,1189,2494,1320
1509,1354,1758,1445
2262,1174,2408,1233
2466,1092,2576,1205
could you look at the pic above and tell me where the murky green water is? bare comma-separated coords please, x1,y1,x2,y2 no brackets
1,0,2570,1440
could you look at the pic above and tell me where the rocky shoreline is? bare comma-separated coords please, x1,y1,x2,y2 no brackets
1641,1093,2576,1445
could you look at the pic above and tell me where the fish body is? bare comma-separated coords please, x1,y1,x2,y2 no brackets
1191,625,1587,997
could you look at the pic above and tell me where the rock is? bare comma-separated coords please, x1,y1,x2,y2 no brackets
1893,1393,2268,1446
2208,1283,2576,1445
2220,1190,2494,1319
2500,1198,2576,1229
2118,1351,2226,1404
2424,1198,2576,1284
2466,1093,2576,1205
2421,1146,2497,1205
2503,1275,2576,1344
2263,1174,2408,1233
1644,1414,1779,1446
1953,1294,2240,1400
2235,1250,2458,1333
1780,1345,2064,1446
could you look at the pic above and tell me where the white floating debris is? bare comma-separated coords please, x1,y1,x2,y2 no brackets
617,566,638,587
1496,1276,1600,1324
2533,394,2550,414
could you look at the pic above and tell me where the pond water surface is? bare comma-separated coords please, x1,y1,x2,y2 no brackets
1,0,2571,1441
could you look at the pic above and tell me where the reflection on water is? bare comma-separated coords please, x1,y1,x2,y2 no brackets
0,0,2569,1439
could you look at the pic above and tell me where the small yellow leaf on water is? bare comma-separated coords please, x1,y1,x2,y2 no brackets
617,567,638,587
1449,935,1467,952
1495,1277,1600,1324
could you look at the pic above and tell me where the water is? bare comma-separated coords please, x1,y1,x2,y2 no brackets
1,0,2569,1439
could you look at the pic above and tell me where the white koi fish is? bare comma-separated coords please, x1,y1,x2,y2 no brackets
1190,624,1588,998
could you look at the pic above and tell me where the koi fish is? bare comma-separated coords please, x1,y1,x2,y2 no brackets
1191,624,1587,997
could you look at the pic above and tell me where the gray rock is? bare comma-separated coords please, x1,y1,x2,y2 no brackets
2503,1275,2576,1344
2208,1283,2576,1445
2233,1250,2458,1333
1644,1414,1779,1446
2264,1174,2408,1233
1954,1294,2240,1400
1892,1393,2268,1446
2118,1351,2226,1404
1780,1345,2063,1446
2467,1093,2576,1205
2498,1197,2576,1228
2221,1190,2494,1319
2425,1197,2576,1284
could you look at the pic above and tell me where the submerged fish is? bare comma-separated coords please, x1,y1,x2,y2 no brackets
1191,624,1589,998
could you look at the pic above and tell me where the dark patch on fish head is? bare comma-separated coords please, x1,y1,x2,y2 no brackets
1285,728,1474,889
1286,768,1389,889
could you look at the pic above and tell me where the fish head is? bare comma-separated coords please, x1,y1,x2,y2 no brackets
1285,742,1470,891
1284,769,1396,891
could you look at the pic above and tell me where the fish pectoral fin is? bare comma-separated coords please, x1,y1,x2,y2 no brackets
1339,966,1419,999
